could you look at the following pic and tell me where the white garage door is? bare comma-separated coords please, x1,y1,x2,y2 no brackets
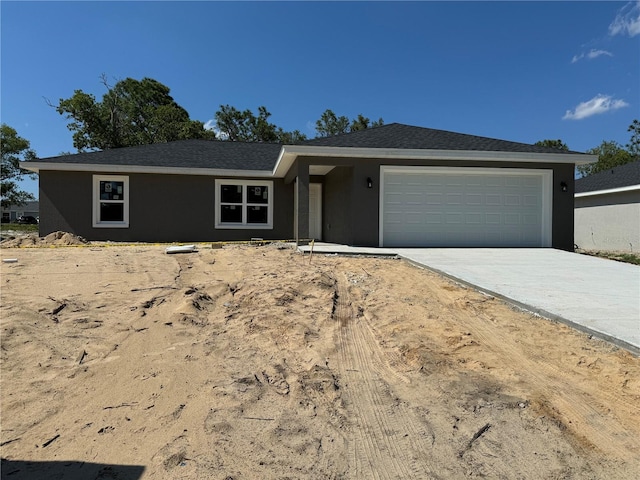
381,167,552,247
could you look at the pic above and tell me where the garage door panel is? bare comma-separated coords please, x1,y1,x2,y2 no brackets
504,195,521,206
381,167,551,247
465,194,483,205
426,193,443,204
465,213,483,224
446,193,463,204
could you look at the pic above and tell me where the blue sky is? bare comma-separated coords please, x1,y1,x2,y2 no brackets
2,1,639,198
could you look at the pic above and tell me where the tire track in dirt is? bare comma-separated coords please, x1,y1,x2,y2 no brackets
451,295,640,462
333,273,437,479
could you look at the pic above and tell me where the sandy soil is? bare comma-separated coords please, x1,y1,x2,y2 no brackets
1,240,639,479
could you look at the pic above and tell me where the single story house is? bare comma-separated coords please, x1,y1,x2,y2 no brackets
575,160,640,252
1,200,39,223
23,123,594,249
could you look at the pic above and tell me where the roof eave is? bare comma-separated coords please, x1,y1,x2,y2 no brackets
22,162,273,178
24,146,596,178
272,145,596,176
575,184,640,197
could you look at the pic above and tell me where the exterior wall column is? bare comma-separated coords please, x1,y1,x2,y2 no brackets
295,163,310,245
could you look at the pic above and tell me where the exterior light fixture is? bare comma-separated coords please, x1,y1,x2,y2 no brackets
560,181,568,192
367,177,373,188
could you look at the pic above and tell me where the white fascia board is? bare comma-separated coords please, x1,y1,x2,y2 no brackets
272,145,596,177
575,184,640,198
22,162,273,178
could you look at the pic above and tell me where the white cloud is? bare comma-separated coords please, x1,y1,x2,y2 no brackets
609,1,640,37
203,119,229,140
571,49,613,63
563,94,629,120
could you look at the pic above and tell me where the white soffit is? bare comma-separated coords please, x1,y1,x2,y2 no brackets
272,146,596,177
309,165,336,175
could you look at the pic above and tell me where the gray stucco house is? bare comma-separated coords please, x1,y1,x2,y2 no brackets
575,160,640,252
24,123,594,249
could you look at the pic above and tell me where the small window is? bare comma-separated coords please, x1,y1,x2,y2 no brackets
93,175,129,228
215,179,273,229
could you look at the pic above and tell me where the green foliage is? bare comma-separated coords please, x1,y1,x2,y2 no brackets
0,223,38,234
1,124,37,209
534,139,569,151
578,250,640,266
627,119,640,157
577,140,633,177
350,114,384,132
213,105,307,144
53,75,214,151
575,120,639,177
315,110,384,137
276,129,307,145
315,110,351,137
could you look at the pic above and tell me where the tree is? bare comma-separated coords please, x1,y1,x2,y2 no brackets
52,75,214,151
577,140,633,177
315,109,384,137
1,124,37,208
315,109,351,137
534,139,569,151
577,120,640,177
627,119,640,157
276,128,307,145
350,114,384,132
213,105,307,143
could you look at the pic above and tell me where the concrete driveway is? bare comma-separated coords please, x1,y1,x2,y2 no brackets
394,248,640,353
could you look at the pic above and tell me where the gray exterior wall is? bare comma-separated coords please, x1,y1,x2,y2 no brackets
38,171,294,242
297,157,576,251
39,158,577,250
575,190,640,252
323,167,354,244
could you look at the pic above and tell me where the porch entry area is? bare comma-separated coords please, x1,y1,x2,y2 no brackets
309,183,322,240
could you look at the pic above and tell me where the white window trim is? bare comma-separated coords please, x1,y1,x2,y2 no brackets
215,179,273,229
93,175,129,228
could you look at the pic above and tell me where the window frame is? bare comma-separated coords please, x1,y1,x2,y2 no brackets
92,175,130,228
215,179,273,229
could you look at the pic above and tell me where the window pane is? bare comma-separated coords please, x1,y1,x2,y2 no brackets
247,185,268,204
247,206,268,224
100,203,124,222
100,181,125,201
221,205,243,223
221,185,243,203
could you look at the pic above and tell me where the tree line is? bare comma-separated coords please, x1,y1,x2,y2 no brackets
535,119,640,177
2,75,638,207
46,75,383,151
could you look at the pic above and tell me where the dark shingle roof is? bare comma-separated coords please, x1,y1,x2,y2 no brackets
32,140,283,171
575,160,640,193
30,123,588,172
303,123,584,154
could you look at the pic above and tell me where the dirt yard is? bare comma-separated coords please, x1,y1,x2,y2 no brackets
1,240,639,479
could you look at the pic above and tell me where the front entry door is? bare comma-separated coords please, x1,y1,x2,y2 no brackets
309,183,322,240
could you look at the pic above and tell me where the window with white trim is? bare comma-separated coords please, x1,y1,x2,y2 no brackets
93,175,129,228
215,179,273,229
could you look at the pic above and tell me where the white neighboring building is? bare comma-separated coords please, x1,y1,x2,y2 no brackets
574,160,640,252
1,200,39,223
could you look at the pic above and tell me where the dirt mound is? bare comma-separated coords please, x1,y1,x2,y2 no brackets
42,231,89,246
0,231,89,248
